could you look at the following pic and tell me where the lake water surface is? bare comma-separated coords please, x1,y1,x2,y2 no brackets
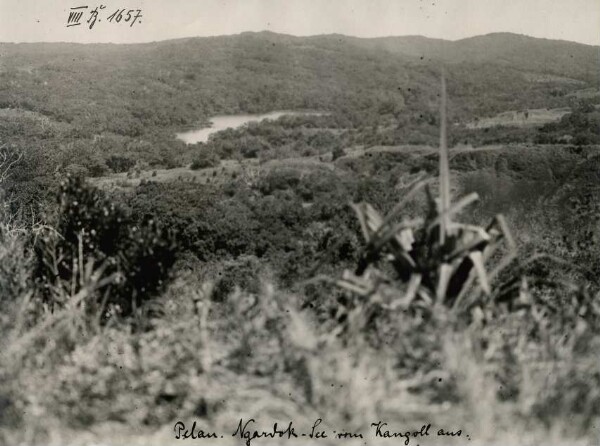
176,111,322,145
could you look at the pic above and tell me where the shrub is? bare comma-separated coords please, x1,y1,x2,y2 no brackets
105,155,136,174
211,255,262,302
190,151,220,170
331,145,345,161
86,160,108,177
258,169,302,195
64,164,89,179
34,176,179,316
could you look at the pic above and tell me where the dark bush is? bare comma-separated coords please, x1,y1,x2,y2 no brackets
64,164,89,179
258,169,302,195
190,150,220,170
212,256,262,302
87,160,109,177
331,145,345,161
105,155,136,173
34,176,179,316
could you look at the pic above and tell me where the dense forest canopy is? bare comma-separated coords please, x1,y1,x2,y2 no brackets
1,31,597,128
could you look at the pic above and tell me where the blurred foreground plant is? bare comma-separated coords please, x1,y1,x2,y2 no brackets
34,176,179,317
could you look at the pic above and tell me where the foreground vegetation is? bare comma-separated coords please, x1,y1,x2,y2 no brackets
2,131,600,446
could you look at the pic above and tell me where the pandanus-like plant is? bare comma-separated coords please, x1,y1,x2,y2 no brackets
336,74,521,315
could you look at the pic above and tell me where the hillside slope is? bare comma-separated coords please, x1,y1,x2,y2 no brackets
351,32,599,83
0,32,597,131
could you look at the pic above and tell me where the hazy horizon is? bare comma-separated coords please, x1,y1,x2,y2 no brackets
1,29,599,47
1,0,599,46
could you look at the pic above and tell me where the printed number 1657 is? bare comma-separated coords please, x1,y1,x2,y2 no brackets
107,9,142,26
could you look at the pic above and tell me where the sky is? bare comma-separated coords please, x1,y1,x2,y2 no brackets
1,0,599,45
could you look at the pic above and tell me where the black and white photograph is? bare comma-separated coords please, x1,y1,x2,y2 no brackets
0,1,599,445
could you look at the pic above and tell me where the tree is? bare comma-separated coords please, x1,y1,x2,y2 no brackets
106,155,136,173
331,146,345,161
190,150,220,170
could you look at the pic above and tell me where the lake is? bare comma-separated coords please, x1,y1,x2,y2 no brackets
176,111,322,144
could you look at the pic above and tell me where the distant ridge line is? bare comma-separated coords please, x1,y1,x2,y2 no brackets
1,31,599,48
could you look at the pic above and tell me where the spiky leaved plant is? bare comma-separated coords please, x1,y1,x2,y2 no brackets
335,72,522,317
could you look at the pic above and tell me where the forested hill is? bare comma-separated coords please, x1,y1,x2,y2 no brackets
346,32,599,83
0,32,598,135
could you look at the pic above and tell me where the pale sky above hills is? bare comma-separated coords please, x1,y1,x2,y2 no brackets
1,0,599,45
